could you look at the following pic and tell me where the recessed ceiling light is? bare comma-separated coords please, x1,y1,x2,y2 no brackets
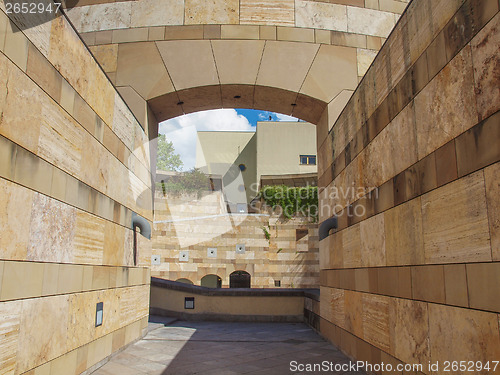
177,101,184,105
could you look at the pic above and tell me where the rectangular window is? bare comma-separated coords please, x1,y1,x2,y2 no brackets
299,155,316,165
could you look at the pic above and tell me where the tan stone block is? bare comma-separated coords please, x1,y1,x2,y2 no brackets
342,223,361,268
301,44,358,102
33,362,50,375
112,28,149,44
0,300,21,373
116,42,175,99
211,40,265,85
366,35,383,50
94,30,113,45
422,172,491,264
1,262,45,301
165,26,203,40
27,44,62,102
75,345,88,374
82,266,94,291
148,26,165,41
42,262,59,296
203,25,221,39
485,162,500,260
50,349,77,375
259,26,276,40
332,31,367,48
428,304,500,374
58,264,84,294
256,40,319,92
185,0,239,25
365,0,379,10
411,265,445,303
276,27,314,43
73,210,105,265
296,1,348,31
3,21,28,71
444,264,468,308
80,32,95,46
347,6,396,38
471,13,500,121
414,46,477,159
240,0,294,26
390,298,429,365
357,48,377,77
0,11,8,52
360,213,386,267
379,0,408,14
104,221,125,266
467,263,500,312
156,40,218,91
315,29,331,44
89,44,118,73
362,293,390,351
16,295,69,372
130,0,184,27
221,25,260,40
344,290,363,338
92,266,110,290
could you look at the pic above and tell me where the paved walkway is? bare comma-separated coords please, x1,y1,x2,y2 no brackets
92,317,364,375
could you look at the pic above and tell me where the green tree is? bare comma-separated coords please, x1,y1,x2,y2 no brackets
156,134,183,171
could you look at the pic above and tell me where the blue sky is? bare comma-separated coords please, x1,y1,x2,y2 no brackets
159,109,299,171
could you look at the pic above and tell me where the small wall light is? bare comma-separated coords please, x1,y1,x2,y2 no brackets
184,297,195,310
95,302,103,327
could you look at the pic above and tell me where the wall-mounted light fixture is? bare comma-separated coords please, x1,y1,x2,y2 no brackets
95,302,103,327
184,297,195,310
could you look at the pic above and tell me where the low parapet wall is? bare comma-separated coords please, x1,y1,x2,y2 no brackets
150,277,319,323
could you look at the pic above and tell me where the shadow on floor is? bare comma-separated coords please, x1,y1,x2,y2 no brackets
92,317,365,375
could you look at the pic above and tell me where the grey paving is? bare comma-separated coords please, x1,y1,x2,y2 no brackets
92,318,365,375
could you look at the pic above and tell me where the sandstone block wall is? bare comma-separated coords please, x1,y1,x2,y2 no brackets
0,6,153,374
317,0,500,372
153,191,319,288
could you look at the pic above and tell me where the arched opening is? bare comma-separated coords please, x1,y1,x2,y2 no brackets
229,270,251,288
200,274,222,288
175,278,194,285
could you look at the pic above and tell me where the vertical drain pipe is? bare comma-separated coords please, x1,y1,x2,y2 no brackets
132,212,152,265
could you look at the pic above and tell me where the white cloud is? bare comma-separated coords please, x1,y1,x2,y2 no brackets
275,113,299,122
159,109,254,171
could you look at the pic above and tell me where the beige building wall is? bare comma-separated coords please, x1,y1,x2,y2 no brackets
257,121,317,178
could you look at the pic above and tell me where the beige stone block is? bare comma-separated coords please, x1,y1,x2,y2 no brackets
27,44,62,103
50,349,77,375
0,178,33,261
256,40,319,92
259,26,276,40
300,44,358,102
59,79,75,116
104,221,125,266
156,40,218,91
0,300,21,374
0,11,8,52
428,304,500,375
211,40,265,85
73,209,105,265
148,26,165,41
485,162,500,260
360,213,386,267
67,2,132,33
344,290,363,338
27,194,76,263
415,46,477,159
3,21,28,71
342,223,361,268
82,266,94,291
365,0,379,10
92,266,110,290
295,1,348,31
131,0,184,28
467,263,500,312
366,35,383,50
163,25,203,40
390,298,429,365
422,172,491,264
276,27,314,43
362,293,390,351
385,197,424,266
89,44,118,73
444,264,468,308
327,90,353,130
94,30,113,45
357,48,377,76
42,262,60,296
379,0,407,14
315,29,331,44
347,6,396,37
112,28,149,44
33,362,51,375
185,0,239,25
16,295,69,371
471,13,500,121
240,0,294,26
203,25,221,39
58,264,84,294
221,25,260,40
116,42,175,100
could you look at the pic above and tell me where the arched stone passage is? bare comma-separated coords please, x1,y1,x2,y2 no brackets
201,274,223,288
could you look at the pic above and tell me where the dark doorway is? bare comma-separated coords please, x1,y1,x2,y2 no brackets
229,271,251,288
201,274,222,288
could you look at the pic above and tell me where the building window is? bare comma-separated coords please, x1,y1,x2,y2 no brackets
300,155,316,165
274,280,281,287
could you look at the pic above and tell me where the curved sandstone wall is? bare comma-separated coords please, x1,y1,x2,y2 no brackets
318,0,500,371
0,5,153,374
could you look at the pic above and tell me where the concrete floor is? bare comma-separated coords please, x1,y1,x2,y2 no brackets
92,317,364,375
